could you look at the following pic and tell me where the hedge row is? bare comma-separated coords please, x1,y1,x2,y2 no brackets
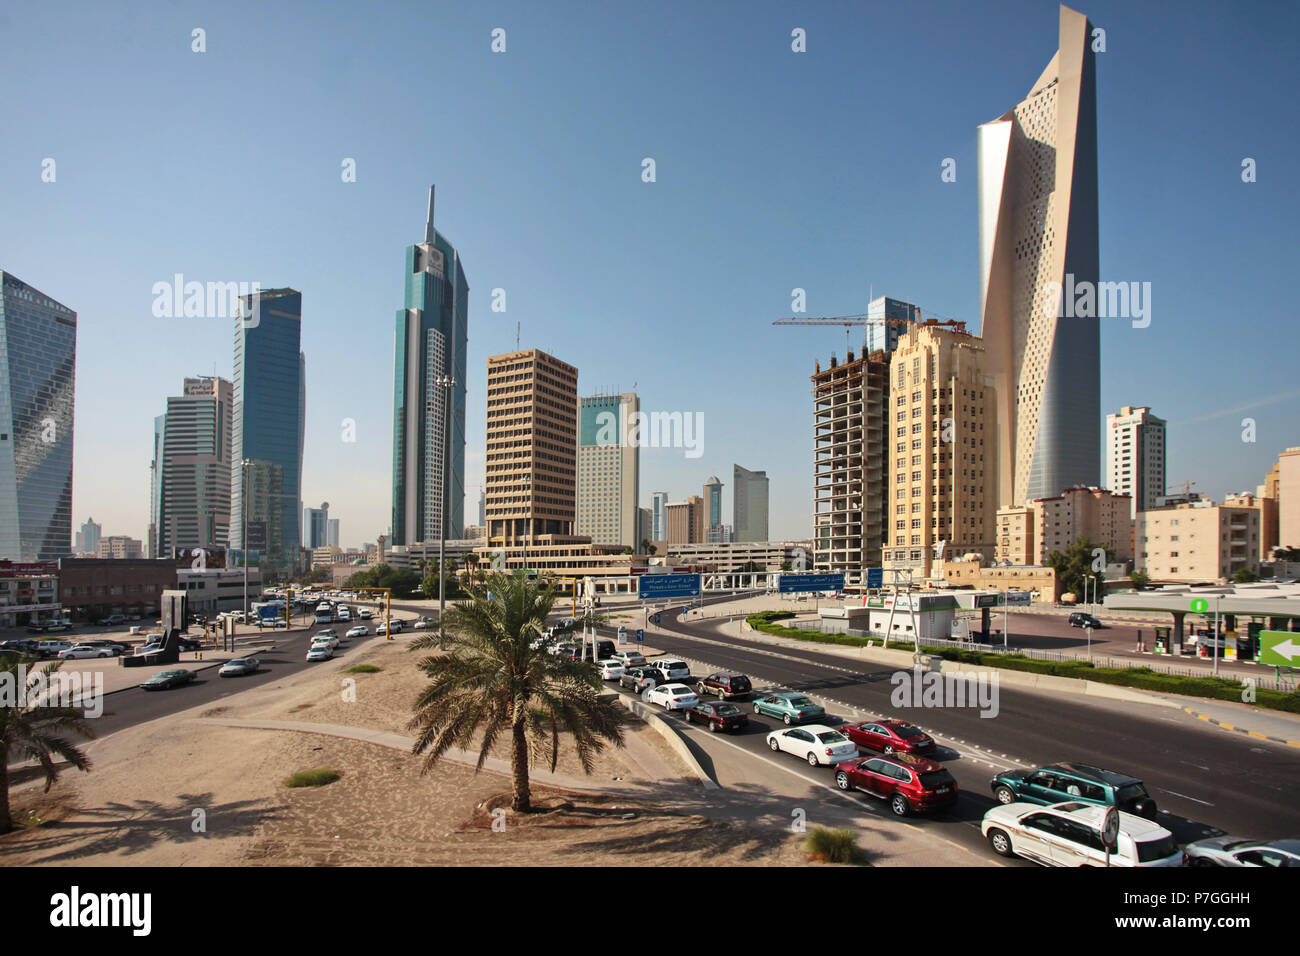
745,612,1300,715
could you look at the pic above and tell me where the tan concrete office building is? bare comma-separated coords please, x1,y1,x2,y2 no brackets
664,496,703,545
1136,501,1260,583
1033,486,1133,563
882,323,996,582
994,505,1035,566
1277,447,1300,549
1224,492,1278,562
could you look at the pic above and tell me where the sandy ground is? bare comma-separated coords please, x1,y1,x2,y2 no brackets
0,636,813,867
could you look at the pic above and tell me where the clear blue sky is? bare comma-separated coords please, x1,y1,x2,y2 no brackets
2,0,1296,548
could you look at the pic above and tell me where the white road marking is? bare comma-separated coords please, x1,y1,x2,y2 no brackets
1158,788,1214,807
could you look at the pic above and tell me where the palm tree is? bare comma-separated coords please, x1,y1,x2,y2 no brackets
0,657,96,833
407,571,625,812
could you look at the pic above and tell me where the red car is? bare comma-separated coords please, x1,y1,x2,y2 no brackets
694,672,753,700
841,719,936,756
685,701,750,733
833,753,958,817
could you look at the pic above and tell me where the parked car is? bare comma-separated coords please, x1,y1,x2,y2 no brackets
57,644,114,660
752,692,825,725
1183,837,1300,867
35,640,74,658
643,683,699,711
686,701,750,733
695,672,752,700
345,625,369,639
101,614,128,627
595,659,625,680
140,669,197,691
0,639,42,656
218,657,261,677
991,763,1159,820
982,801,1182,867
78,639,128,654
620,666,659,694
841,718,936,756
610,651,647,669
650,659,691,681
768,725,858,767
306,644,335,661
835,752,957,816
1068,612,1103,629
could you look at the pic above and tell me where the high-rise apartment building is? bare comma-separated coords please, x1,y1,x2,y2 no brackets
392,186,469,546
1106,405,1165,517
0,271,76,561
150,376,233,558
304,502,330,550
979,4,1100,507
665,496,704,545
327,518,340,549
651,491,668,542
812,350,889,582
733,464,769,543
75,518,101,555
576,393,639,548
863,295,922,355
230,288,305,576
484,349,578,547
883,323,996,581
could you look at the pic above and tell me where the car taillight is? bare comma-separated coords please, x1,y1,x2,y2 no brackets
825,748,835,755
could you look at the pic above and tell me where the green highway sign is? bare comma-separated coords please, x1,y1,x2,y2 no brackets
1189,598,1209,613
1259,630,1300,667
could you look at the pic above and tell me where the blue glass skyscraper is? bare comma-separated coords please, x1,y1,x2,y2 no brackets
0,271,76,561
230,288,305,575
392,186,468,545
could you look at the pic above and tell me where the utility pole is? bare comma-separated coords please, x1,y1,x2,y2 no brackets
436,373,456,650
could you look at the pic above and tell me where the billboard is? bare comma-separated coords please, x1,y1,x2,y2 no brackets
227,549,261,568
637,573,701,600
778,572,845,594
0,561,59,578
173,547,228,569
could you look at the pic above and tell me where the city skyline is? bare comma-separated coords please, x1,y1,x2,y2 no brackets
1,1,1296,548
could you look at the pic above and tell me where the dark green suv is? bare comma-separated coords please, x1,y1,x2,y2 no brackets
990,762,1159,820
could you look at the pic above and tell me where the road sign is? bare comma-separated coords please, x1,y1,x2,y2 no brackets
635,628,644,644
778,572,845,594
1260,630,1300,667
617,625,627,645
866,568,884,589
636,573,702,600
1190,597,1209,614
1102,806,1120,849
653,613,661,625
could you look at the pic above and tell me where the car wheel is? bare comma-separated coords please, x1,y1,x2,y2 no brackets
709,721,720,733
768,737,779,751
806,751,819,767
987,828,1014,857
753,704,763,715
995,786,1016,805
835,771,851,791
883,744,895,754
890,793,910,817
783,714,793,725
1191,857,1218,867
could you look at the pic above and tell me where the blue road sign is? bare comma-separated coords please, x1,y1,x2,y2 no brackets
637,573,702,600
778,572,846,594
636,628,644,644
866,568,884,589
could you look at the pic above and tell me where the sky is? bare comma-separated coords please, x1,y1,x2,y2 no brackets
1,0,1297,549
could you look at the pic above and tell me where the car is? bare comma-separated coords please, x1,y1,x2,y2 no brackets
57,644,114,660
841,718,936,756
620,666,659,694
835,752,957,816
685,700,750,733
316,628,338,638
39,620,72,632
695,672,753,700
1183,837,1300,867
311,637,340,653
376,620,403,635
358,608,373,619
76,640,127,656
412,620,432,630
549,642,577,657
0,638,41,656
1068,612,1103,629
337,607,351,621
140,669,197,691
306,644,334,661
345,625,369,639
650,659,691,681
218,657,261,677
991,763,1158,820
35,640,74,658
643,683,699,711
767,724,858,767
982,801,1183,867
101,614,128,627
313,632,340,648
610,651,647,669
752,692,826,725
595,659,625,680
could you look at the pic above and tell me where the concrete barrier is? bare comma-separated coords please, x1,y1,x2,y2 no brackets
618,696,719,790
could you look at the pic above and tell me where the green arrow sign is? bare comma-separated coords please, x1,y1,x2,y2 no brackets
1260,630,1300,667
1189,598,1209,613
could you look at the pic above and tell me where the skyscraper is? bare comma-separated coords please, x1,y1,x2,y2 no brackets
0,271,76,561
703,475,727,543
75,518,101,555
304,502,330,549
327,517,340,549
392,186,468,546
576,393,639,548
863,295,922,355
230,288,305,575
1106,406,1166,518
733,464,770,542
978,4,1100,507
650,491,668,542
150,376,233,558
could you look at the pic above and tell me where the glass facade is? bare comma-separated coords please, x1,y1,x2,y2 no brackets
230,289,304,576
0,272,76,561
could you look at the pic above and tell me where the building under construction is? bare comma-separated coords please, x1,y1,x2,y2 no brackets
812,349,890,586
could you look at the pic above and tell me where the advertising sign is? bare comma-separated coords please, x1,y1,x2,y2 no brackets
173,547,227,569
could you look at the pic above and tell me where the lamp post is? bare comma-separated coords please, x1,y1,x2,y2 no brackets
240,458,252,649
436,374,456,649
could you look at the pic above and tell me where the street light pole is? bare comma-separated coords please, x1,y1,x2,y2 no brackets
241,458,251,651
437,374,456,650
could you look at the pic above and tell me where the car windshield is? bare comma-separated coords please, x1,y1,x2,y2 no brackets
1135,834,1179,862
229,660,248,666
788,697,813,707
816,731,848,743
896,725,926,739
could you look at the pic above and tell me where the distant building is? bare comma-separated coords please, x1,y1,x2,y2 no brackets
660,540,808,573
97,536,144,560
327,517,340,548
703,475,725,543
636,507,652,550
995,487,1133,566
1278,447,1300,549
1225,491,1279,563
863,295,922,355
1106,406,1166,517
75,518,102,555
1136,500,1260,583
150,376,233,558
576,393,639,548
650,492,668,542
665,496,703,545
733,464,769,543
304,502,330,550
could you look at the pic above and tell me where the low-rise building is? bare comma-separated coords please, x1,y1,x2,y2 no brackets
1136,500,1261,584
657,540,811,573
176,567,263,615
934,555,1059,602
57,558,177,618
0,561,61,629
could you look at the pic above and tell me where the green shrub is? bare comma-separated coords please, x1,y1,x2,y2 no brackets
804,826,860,864
343,664,382,674
284,769,342,788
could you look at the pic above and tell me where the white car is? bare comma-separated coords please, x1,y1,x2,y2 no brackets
376,620,403,635
306,645,334,661
643,683,698,710
337,607,351,621
312,632,340,649
358,608,373,619
345,625,369,639
1184,837,1300,867
981,801,1183,867
610,651,647,669
651,659,691,681
58,644,114,660
595,659,625,680
766,725,859,767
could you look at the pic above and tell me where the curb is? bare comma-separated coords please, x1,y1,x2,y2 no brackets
1181,707,1300,749
617,697,720,790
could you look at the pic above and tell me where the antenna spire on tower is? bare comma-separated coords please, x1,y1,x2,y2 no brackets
425,185,436,242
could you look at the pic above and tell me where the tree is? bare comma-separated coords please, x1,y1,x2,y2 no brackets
739,561,763,573
0,658,95,833
1045,538,1113,602
1232,567,1259,584
407,571,625,812
1129,569,1150,591
641,540,656,556
422,572,462,601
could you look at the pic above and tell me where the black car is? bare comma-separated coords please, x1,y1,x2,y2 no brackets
991,762,1159,819
1068,612,1102,628
685,701,749,733
140,669,197,691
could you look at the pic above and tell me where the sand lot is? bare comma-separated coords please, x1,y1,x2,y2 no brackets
0,636,809,866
